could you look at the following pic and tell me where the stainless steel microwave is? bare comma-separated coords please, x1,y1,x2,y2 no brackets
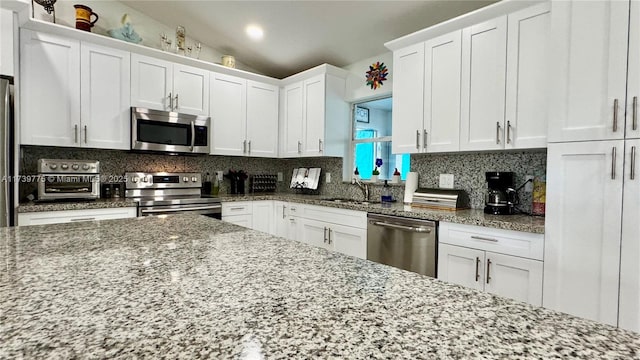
131,107,210,154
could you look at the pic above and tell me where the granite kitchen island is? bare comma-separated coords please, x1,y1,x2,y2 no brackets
1,215,638,359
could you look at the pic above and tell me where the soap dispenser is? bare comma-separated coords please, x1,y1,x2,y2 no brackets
381,180,393,205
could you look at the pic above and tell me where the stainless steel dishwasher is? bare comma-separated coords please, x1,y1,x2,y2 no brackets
367,213,437,277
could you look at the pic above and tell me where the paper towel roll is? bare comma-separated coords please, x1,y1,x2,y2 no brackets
404,172,418,204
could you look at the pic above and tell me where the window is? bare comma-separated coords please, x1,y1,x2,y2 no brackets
350,97,410,181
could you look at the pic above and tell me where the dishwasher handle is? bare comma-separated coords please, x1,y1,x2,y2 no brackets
372,221,432,233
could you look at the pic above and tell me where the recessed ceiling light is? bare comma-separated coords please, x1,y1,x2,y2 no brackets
245,24,264,40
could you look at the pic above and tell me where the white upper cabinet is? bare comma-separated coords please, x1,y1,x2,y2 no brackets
80,42,130,150
505,3,550,149
424,30,462,153
21,29,130,150
210,72,247,155
544,141,624,326
460,16,508,151
1,9,14,76
281,82,304,157
20,29,80,147
246,81,279,157
626,1,640,139
210,73,278,157
392,43,425,154
131,54,209,116
280,69,348,158
548,0,629,142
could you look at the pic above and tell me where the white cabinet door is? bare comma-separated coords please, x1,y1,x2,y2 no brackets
210,72,247,156
618,139,640,332
251,201,274,234
281,82,304,157
273,201,289,238
392,43,425,154
505,3,550,149
329,223,366,259
438,244,485,292
548,1,628,142
1,9,14,76
460,16,507,151
544,141,624,325
302,75,325,156
80,43,130,150
172,64,209,116
484,252,543,306
626,1,640,140
222,214,252,228
287,216,299,242
246,81,279,157
424,31,462,153
20,29,80,147
299,218,331,251
131,54,173,111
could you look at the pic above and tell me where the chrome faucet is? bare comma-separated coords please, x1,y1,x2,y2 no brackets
352,178,370,201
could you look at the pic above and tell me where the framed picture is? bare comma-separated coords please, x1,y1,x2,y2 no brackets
356,107,369,123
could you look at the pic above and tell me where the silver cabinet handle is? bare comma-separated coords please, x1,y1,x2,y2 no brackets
632,146,636,180
282,205,286,219
634,97,638,131
243,140,247,153
506,120,512,144
612,146,617,180
423,129,428,150
613,99,619,132
168,92,173,110
486,259,492,284
70,217,96,222
229,207,244,211
496,122,501,144
416,130,420,149
74,125,78,143
475,257,480,282
373,221,432,233
328,228,332,244
174,94,179,110
323,226,328,243
297,141,302,154
471,235,498,243
319,138,323,152
248,140,251,154
84,125,87,144
290,207,296,211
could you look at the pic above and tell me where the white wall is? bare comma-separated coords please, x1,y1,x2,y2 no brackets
34,0,259,73
344,52,393,102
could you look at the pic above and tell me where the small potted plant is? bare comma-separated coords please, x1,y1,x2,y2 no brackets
371,158,383,182
392,168,401,184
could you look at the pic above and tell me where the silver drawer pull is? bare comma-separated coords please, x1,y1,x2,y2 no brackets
70,217,96,222
613,99,619,132
229,207,245,211
633,96,638,131
612,146,617,180
416,130,420,149
471,235,498,242
496,122,501,144
475,257,480,282
632,146,637,180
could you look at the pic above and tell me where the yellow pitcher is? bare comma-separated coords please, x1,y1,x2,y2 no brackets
74,5,99,32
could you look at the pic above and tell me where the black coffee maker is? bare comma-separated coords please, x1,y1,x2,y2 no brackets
484,172,517,215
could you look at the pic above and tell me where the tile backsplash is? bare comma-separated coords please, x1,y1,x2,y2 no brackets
20,146,546,213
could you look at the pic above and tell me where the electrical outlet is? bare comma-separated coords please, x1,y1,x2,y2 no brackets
439,174,454,189
326,172,331,183
525,175,534,193
277,172,283,182
216,171,223,181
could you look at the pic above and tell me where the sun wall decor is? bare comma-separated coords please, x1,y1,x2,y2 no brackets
366,62,388,90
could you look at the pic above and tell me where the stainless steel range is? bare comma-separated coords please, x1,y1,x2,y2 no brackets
125,172,221,218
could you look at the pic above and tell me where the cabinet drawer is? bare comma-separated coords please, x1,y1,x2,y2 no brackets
298,204,367,229
18,207,137,226
222,201,252,216
439,222,544,260
222,214,252,228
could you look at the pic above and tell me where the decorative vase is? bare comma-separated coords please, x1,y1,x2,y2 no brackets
391,175,401,184
370,175,379,183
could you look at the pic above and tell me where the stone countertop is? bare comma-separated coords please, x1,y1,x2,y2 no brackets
220,194,546,234
0,214,636,358
18,198,137,213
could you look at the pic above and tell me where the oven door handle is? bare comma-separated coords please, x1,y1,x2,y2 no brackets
372,221,432,233
140,204,222,214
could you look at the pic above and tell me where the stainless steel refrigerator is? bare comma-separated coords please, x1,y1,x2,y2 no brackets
0,75,14,227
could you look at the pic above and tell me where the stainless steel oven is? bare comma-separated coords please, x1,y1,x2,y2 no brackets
126,172,221,219
37,159,100,201
131,107,210,154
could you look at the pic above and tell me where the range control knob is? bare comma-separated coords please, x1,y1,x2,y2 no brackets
82,164,90,170
142,176,149,183
61,164,69,170
49,164,58,170
183,176,189,182
71,164,79,170
191,176,198,182
132,177,139,183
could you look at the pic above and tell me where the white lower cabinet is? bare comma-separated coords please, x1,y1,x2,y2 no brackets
251,201,274,234
222,201,253,229
438,222,544,306
273,201,290,239
18,207,137,226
